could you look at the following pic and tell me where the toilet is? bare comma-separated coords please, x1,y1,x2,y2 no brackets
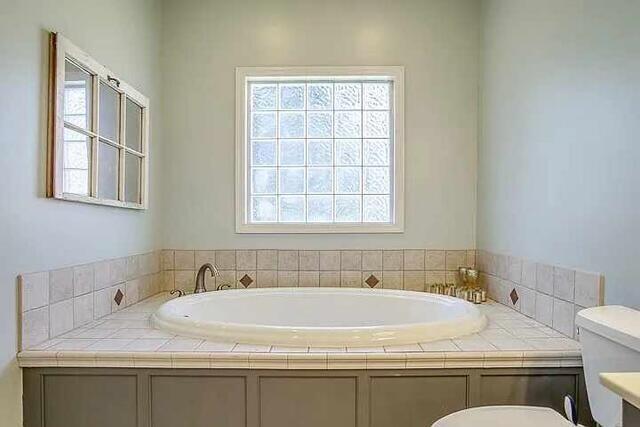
432,305,640,427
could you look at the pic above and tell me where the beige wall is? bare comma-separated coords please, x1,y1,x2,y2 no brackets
0,0,163,424
478,0,640,307
160,0,480,250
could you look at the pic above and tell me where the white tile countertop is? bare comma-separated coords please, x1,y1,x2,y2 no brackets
18,293,582,369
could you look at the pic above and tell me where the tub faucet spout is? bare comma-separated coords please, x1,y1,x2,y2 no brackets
194,263,220,294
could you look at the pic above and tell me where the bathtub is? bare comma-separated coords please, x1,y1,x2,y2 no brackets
151,288,487,347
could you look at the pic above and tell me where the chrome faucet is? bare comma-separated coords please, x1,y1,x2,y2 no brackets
194,263,220,293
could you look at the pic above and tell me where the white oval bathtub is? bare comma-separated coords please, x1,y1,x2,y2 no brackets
151,288,487,347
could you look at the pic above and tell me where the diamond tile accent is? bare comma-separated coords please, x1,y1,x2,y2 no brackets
510,288,519,305
239,274,254,288
114,289,124,306
365,274,379,288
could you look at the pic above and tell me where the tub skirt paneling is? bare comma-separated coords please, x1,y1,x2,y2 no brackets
23,367,594,427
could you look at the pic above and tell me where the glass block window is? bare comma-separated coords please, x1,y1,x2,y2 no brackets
237,67,404,233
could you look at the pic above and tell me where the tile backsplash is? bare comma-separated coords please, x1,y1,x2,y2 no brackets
19,247,605,350
160,249,476,292
20,251,162,350
477,250,604,338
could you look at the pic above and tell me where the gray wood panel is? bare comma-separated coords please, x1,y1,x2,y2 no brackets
369,375,468,427
22,367,595,427
259,376,358,427
150,375,246,427
477,373,576,415
623,401,640,426
23,369,42,427
577,372,593,425
43,374,137,427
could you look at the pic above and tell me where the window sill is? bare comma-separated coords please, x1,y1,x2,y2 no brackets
236,223,404,234
53,193,146,210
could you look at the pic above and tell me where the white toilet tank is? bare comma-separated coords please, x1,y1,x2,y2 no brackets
576,306,640,427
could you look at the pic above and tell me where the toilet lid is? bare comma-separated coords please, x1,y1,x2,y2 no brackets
431,406,576,427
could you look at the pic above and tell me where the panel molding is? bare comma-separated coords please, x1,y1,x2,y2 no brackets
23,367,595,427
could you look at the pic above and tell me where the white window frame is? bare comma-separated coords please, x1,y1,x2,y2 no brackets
47,33,150,209
235,66,404,234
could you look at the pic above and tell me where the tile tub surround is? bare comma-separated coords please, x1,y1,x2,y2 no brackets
18,292,582,369
161,249,477,292
20,251,163,350
19,248,601,353
477,250,605,339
